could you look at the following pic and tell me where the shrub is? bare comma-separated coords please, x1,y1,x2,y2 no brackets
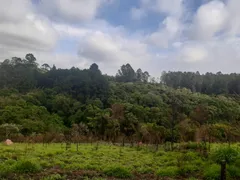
233,158,240,167
203,164,220,180
179,164,199,176
104,166,132,178
136,166,153,174
0,164,12,177
156,166,179,177
211,147,239,165
13,160,41,173
4,159,16,166
227,165,240,178
155,151,165,157
186,142,199,150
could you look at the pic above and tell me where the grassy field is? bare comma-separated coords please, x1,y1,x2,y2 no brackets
0,143,239,180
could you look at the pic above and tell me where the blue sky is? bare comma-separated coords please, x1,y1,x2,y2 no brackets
0,0,240,76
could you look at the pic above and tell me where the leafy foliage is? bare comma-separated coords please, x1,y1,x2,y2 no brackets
104,166,132,178
0,54,239,146
211,147,239,164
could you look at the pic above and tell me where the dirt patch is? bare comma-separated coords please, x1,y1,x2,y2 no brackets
2,168,163,180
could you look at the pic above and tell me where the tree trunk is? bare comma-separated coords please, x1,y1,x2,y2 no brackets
155,142,159,151
221,161,226,180
208,136,211,152
130,137,134,147
171,103,177,151
122,136,125,147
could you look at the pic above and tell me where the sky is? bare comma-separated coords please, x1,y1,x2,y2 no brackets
0,0,240,76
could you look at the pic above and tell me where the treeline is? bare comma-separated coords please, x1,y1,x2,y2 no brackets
0,54,240,147
161,71,240,95
0,54,109,103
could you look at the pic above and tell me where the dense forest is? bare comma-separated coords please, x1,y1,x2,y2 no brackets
0,54,240,146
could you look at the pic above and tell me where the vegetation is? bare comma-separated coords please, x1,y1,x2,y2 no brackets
0,54,240,179
0,143,239,179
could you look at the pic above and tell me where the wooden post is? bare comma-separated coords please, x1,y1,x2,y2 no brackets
221,160,226,180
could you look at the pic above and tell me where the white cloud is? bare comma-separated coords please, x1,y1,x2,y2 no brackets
53,24,90,37
50,21,154,74
146,16,182,48
0,0,58,51
38,0,109,22
0,0,240,76
180,44,208,63
225,0,240,36
77,30,153,74
191,0,228,40
154,0,183,17
140,0,185,48
190,0,240,40
0,0,31,22
161,37,240,73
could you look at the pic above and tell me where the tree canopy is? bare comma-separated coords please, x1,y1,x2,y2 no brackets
0,54,239,145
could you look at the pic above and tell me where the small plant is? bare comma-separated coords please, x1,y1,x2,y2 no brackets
211,147,239,165
178,164,199,176
13,160,41,173
104,166,132,178
227,165,240,178
136,166,153,174
211,147,239,180
156,166,179,177
0,163,12,177
203,164,220,180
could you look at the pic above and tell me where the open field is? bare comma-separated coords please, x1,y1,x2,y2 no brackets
0,143,240,180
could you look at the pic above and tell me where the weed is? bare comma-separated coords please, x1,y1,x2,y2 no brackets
203,164,220,180
104,166,132,178
156,166,179,177
179,164,199,176
227,165,240,178
0,163,12,177
13,160,41,173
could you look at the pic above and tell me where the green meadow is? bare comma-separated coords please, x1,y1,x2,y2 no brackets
0,143,239,180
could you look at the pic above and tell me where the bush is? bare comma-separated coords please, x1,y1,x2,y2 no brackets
179,164,199,176
13,160,41,173
211,147,239,164
0,164,12,177
203,164,220,180
156,166,179,177
104,166,132,178
227,165,240,178
233,158,240,167
136,166,153,174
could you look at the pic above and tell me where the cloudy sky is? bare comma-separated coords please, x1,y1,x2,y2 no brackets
0,0,240,76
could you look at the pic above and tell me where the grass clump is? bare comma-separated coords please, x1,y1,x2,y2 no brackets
203,164,220,180
0,164,12,177
227,165,240,178
104,166,132,178
156,166,179,177
13,160,41,173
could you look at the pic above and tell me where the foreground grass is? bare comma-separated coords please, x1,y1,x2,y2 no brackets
0,143,239,179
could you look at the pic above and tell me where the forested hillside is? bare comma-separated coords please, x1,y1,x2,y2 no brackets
0,54,240,145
